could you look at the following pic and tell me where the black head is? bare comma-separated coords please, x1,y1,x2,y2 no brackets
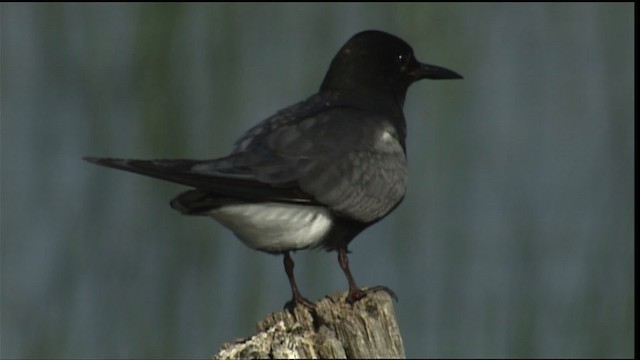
320,30,462,108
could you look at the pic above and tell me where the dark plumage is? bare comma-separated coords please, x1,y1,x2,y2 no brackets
85,30,462,309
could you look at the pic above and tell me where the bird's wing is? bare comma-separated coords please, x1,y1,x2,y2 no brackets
86,96,407,223
224,103,408,223
84,156,315,205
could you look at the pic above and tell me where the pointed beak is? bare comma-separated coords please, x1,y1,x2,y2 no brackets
412,62,463,80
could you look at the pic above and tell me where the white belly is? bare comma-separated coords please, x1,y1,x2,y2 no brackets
207,202,333,252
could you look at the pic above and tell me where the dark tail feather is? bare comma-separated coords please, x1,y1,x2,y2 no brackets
84,157,216,189
84,157,317,205
170,189,244,215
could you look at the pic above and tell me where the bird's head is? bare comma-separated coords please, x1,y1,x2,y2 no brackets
320,30,462,109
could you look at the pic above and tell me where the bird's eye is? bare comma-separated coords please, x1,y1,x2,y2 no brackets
396,52,412,69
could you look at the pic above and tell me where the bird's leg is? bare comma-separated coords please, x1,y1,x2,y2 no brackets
338,246,367,303
283,252,315,312
338,246,399,303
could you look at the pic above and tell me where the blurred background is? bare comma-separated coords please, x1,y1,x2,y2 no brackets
1,3,634,359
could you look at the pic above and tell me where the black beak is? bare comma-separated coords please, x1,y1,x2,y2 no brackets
413,62,463,80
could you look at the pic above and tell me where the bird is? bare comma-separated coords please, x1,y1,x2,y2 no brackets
85,30,462,310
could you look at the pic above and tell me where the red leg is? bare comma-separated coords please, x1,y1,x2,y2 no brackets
283,252,315,311
338,246,366,303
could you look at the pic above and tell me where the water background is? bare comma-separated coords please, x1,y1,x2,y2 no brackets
1,3,633,358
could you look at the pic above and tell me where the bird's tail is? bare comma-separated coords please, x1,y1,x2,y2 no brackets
84,157,215,189
84,157,316,207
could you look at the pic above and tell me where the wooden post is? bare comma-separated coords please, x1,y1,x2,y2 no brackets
214,288,405,359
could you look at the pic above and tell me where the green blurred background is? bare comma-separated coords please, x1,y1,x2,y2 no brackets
1,3,634,359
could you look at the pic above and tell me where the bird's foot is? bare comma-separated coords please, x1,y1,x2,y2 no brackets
346,287,367,304
346,285,398,304
366,285,399,302
284,295,316,314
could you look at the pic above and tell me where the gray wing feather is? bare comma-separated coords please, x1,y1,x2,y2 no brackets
229,105,408,222
87,94,408,223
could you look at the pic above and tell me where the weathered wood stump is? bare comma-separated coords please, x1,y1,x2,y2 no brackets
214,288,405,359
